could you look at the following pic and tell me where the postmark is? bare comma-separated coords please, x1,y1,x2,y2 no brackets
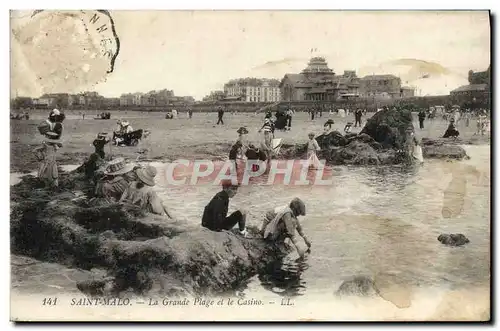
11,10,120,95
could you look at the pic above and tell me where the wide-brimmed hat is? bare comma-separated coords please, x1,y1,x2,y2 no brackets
237,127,249,134
97,132,108,139
136,165,157,186
104,157,136,175
325,119,335,125
51,109,60,116
121,121,130,126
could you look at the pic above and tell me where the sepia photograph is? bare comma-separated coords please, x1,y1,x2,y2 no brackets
9,9,491,321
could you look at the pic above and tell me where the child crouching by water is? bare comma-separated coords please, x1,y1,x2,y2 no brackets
307,132,321,170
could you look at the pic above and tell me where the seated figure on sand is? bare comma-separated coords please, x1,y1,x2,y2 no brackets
443,118,460,139
92,158,139,204
261,198,311,258
202,180,248,237
119,165,173,217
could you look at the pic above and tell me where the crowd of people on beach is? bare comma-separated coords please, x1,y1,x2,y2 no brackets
28,102,490,259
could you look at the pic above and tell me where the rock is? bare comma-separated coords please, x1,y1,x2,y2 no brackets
423,144,469,160
337,141,380,166
10,170,285,297
360,108,414,149
336,276,377,297
438,233,470,247
316,131,348,149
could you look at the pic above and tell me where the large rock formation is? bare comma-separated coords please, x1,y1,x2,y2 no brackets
360,108,413,149
10,171,285,298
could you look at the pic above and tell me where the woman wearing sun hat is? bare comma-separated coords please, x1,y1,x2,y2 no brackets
33,108,65,188
119,165,173,217
92,158,139,204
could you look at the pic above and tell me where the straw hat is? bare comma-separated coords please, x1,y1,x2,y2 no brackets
121,121,130,127
136,165,157,186
325,119,335,125
97,132,108,139
104,158,136,175
51,109,60,116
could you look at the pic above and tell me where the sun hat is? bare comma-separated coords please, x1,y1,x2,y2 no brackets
237,127,249,134
325,119,335,125
51,109,60,116
97,132,108,139
121,121,130,126
136,165,157,186
104,157,136,175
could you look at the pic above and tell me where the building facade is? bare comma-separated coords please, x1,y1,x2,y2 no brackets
359,74,402,99
280,57,361,102
224,78,281,102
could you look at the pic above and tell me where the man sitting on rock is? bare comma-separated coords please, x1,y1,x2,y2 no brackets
261,198,311,259
119,165,173,217
92,158,139,204
202,180,248,237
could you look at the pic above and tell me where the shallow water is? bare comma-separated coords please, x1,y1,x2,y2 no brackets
10,146,490,317
153,145,490,301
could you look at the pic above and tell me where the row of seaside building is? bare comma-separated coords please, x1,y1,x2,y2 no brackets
203,57,416,103
22,89,196,109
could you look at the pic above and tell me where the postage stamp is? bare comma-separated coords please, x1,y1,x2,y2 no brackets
9,10,491,322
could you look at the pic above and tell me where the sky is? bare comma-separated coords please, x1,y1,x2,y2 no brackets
11,10,491,100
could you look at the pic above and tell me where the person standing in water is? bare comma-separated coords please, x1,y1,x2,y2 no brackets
306,132,321,169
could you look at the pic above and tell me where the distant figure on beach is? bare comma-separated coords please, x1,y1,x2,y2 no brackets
323,119,334,134
418,109,426,129
188,108,193,119
464,109,471,127
261,197,311,258
82,113,85,120
354,109,363,127
202,180,248,237
119,165,173,217
286,108,293,131
217,106,224,125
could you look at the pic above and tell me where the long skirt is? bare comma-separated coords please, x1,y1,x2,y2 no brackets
307,151,321,169
37,144,59,188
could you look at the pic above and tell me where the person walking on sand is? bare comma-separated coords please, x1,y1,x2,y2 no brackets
216,106,225,125
354,109,363,127
418,109,426,129
119,165,174,218
306,132,321,169
261,197,311,258
202,180,248,237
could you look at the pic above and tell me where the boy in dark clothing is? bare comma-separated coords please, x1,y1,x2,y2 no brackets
418,110,426,129
202,181,247,236
92,133,110,159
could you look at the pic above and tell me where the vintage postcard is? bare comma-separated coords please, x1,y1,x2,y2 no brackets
10,10,491,321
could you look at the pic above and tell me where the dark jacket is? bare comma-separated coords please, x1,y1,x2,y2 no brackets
202,190,229,231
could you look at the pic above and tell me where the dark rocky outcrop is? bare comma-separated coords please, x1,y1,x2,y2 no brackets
421,138,469,160
438,233,470,247
10,170,285,298
280,109,469,165
360,108,413,150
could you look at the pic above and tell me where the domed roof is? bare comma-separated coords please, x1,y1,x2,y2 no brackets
301,57,334,75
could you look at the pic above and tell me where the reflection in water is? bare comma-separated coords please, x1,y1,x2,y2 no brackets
258,257,309,297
